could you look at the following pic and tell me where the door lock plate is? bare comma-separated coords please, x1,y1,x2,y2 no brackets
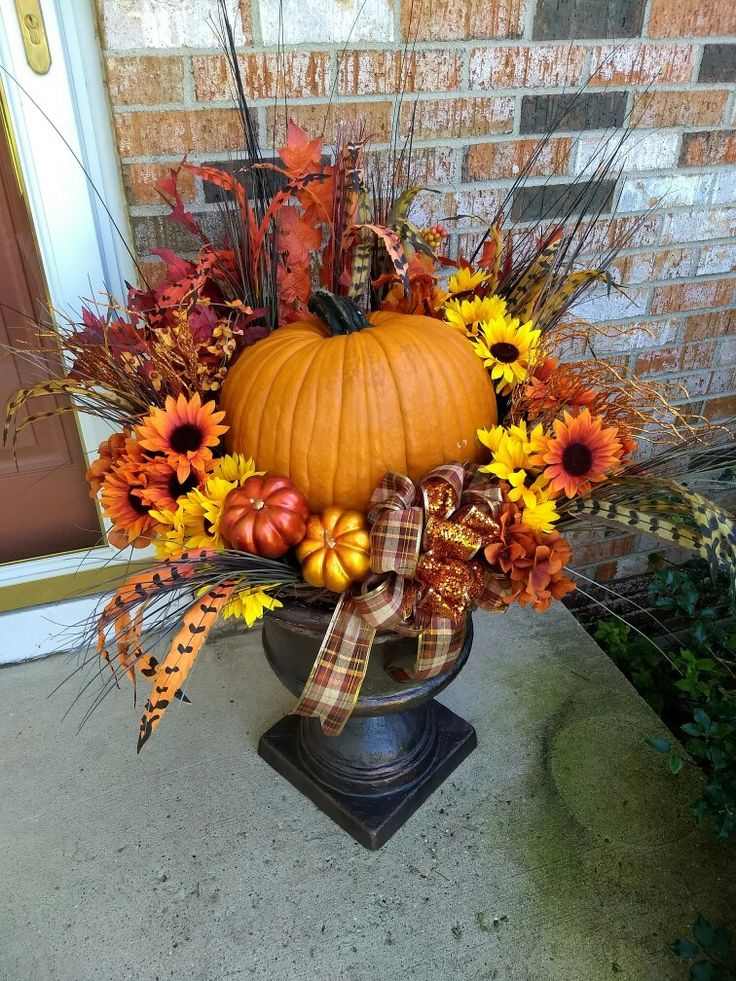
15,0,51,76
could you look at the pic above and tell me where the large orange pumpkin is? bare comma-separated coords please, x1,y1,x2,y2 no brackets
221,291,497,512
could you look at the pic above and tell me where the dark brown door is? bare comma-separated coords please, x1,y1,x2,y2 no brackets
0,99,102,563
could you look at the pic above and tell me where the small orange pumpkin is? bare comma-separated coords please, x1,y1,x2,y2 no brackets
296,507,371,593
220,473,309,558
221,290,497,512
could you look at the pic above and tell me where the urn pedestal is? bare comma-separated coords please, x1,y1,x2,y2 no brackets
258,607,476,849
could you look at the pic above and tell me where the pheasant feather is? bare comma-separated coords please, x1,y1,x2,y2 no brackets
137,581,236,752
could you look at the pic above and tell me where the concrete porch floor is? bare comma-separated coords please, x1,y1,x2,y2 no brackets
1,605,734,981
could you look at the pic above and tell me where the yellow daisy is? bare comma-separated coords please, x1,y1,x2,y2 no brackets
477,424,506,455
479,420,544,483
149,506,188,559
520,481,560,534
222,587,283,627
182,476,237,548
447,267,490,295
211,453,258,484
472,316,541,395
444,295,508,336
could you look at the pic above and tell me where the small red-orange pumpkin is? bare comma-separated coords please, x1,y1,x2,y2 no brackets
220,473,309,558
221,291,497,513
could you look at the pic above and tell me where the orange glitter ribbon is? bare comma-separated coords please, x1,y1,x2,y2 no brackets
292,464,510,735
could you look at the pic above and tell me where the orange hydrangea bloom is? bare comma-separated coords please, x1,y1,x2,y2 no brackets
85,432,129,497
484,503,576,612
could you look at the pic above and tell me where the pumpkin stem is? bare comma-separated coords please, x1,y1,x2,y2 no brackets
308,289,369,335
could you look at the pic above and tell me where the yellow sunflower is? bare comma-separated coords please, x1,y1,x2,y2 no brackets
447,267,490,296
148,506,188,558
517,478,560,533
181,476,237,548
472,316,541,395
478,420,544,483
211,453,258,484
222,587,283,627
444,294,508,337
150,475,236,554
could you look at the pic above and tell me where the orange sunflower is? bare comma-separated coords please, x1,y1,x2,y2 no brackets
136,393,227,483
138,459,203,513
531,408,623,498
100,463,156,549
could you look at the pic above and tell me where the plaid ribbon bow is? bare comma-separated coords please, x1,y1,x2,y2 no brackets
292,464,508,735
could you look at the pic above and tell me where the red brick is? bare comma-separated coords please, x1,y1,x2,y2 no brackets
704,394,736,420
239,0,253,43
454,188,504,223
681,131,736,167
401,0,524,40
470,45,586,89
589,44,694,85
593,561,619,582
114,109,243,157
571,535,638,567
338,50,461,96
463,138,571,181
649,278,736,315
122,163,197,205
399,97,514,139
266,102,391,146
614,248,694,285
683,309,736,341
367,147,459,185
193,53,329,102
584,214,661,253
648,0,736,37
682,341,717,370
708,366,736,394
634,346,681,376
106,56,184,105
138,257,168,289
632,90,728,129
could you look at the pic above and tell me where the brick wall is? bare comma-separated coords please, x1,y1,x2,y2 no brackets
97,0,736,584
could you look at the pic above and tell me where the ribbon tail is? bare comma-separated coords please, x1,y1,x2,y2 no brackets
413,616,467,680
386,615,467,682
292,594,376,736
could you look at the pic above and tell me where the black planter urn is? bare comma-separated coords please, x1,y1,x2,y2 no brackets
257,605,477,849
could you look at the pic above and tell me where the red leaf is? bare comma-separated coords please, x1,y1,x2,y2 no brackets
279,121,323,176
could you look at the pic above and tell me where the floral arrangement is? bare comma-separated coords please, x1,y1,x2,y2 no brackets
5,18,735,751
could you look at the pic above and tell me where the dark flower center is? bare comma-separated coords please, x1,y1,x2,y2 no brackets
168,472,199,500
562,442,594,477
490,342,519,364
170,423,203,454
128,489,149,516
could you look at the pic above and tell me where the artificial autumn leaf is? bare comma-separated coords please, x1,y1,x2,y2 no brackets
156,167,204,240
279,121,323,176
277,205,323,266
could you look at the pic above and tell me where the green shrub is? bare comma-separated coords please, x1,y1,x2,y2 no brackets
594,560,736,839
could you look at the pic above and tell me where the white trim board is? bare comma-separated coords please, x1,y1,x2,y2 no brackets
0,0,144,655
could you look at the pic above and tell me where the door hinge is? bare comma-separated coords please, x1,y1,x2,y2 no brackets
14,0,52,76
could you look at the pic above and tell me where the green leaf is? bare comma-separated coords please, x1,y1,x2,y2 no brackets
690,961,716,981
694,709,712,730
670,753,684,775
693,916,716,950
647,736,672,753
672,939,699,960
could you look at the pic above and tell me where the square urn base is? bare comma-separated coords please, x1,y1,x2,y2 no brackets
257,700,477,850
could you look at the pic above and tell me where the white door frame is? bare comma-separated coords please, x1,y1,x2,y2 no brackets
0,0,143,658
